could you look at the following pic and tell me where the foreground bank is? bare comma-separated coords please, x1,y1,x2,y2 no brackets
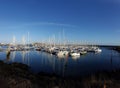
0,60,120,88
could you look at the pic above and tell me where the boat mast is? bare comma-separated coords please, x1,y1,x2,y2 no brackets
28,32,29,46
13,35,16,46
22,36,26,46
63,29,65,46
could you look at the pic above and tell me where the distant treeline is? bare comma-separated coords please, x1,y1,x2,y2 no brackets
100,45,120,52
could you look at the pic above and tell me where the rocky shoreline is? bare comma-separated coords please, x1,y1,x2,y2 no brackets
0,61,120,88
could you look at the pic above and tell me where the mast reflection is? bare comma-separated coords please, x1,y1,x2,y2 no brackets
11,51,16,62
21,51,30,66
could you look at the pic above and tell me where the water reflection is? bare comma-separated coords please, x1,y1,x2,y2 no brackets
36,52,69,77
21,51,30,65
11,51,16,62
72,56,80,60
4,51,87,77
110,50,113,69
5,51,30,66
2,48,120,77
57,55,69,59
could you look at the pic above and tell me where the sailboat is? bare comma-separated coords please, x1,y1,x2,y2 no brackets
8,36,17,51
23,32,34,51
95,48,102,53
57,29,69,57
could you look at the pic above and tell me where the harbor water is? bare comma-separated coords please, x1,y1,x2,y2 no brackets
0,47,120,78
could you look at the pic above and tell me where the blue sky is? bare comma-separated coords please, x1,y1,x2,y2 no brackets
0,0,120,45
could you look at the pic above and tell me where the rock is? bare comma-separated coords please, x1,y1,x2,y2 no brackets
1,60,120,88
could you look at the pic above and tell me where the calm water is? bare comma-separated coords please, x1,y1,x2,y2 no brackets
0,47,120,77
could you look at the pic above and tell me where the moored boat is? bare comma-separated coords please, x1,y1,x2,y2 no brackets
70,52,80,57
95,48,102,53
80,51,87,55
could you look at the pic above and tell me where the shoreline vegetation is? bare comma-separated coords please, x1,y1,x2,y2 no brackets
98,45,120,52
0,60,120,88
112,46,120,52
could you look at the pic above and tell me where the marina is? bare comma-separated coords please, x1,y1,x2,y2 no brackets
0,43,120,78
0,32,119,78
0,0,120,87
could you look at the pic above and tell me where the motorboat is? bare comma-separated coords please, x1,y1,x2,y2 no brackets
70,52,80,57
35,47,41,51
80,51,87,55
57,50,69,57
95,48,102,53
